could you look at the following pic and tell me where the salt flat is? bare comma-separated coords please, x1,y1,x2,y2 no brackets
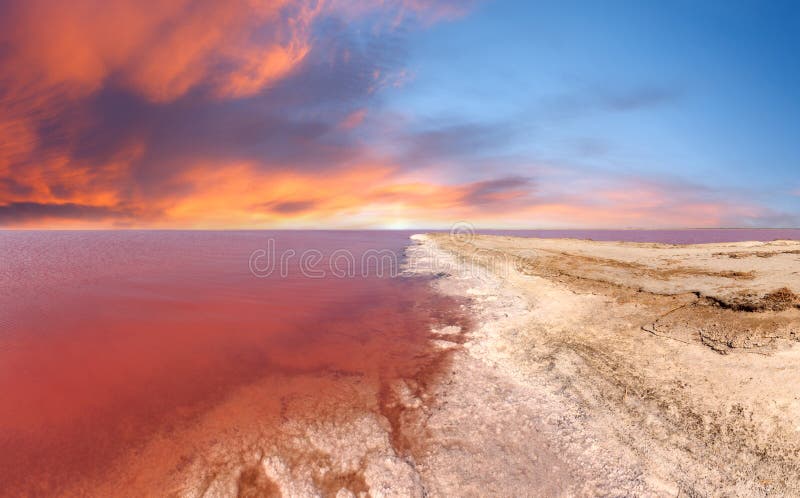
406,234,800,496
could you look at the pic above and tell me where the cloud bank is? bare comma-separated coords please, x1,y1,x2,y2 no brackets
0,0,787,228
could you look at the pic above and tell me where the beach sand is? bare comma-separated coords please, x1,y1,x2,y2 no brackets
402,233,800,496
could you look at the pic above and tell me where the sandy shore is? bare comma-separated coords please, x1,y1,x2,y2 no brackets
403,233,800,497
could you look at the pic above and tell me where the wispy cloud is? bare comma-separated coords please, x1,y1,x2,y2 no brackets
540,84,682,121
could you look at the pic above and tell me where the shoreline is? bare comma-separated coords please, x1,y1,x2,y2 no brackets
403,234,658,495
17,232,800,496
406,233,800,496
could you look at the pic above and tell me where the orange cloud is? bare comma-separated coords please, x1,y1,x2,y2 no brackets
0,0,774,229
338,109,368,130
0,0,470,105
2,0,476,228
0,117,37,176
146,163,745,230
0,156,765,229
155,162,396,227
0,0,316,103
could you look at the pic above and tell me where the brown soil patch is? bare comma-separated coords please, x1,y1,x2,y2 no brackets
237,465,282,498
709,287,800,312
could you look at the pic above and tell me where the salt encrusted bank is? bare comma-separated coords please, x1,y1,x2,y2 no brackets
403,233,800,497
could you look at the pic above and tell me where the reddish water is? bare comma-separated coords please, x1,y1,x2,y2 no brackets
0,231,467,496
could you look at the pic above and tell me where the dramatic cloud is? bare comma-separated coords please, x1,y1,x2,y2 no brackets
0,0,789,228
0,202,128,224
0,0,484,227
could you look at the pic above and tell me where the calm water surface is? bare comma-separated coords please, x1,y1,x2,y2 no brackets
0,229,797,495
0,231,465,495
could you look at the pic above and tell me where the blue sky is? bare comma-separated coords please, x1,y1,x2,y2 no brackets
382,0,800,224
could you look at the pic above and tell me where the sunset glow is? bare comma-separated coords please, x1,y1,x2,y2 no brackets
1,0,797,228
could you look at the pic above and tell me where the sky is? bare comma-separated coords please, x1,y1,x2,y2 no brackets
0,0,798,228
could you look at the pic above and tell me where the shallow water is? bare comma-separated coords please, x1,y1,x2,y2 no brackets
0,231,466,495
